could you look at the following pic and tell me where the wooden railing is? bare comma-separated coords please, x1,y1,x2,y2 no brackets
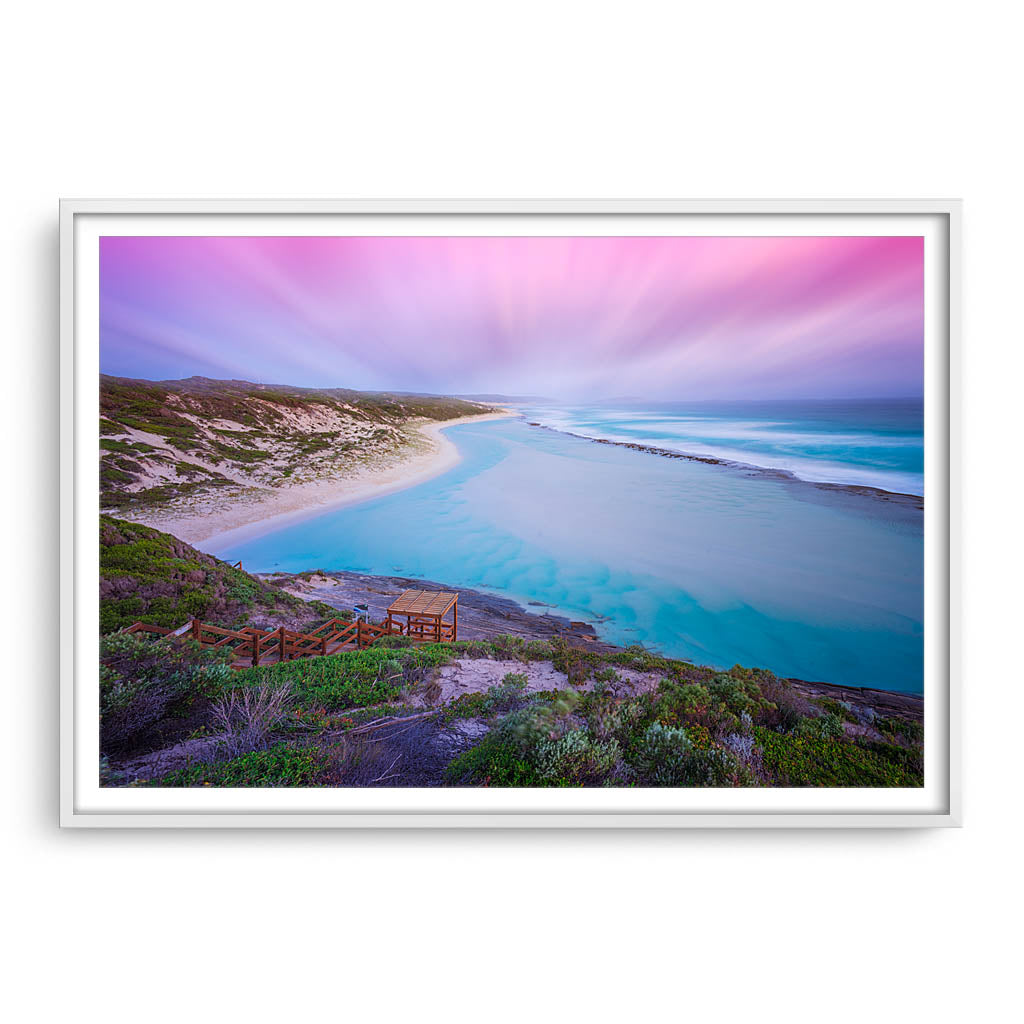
122,622,172,637
122,614,409,667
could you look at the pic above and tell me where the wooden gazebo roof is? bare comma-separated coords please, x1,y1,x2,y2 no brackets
386,589,458,619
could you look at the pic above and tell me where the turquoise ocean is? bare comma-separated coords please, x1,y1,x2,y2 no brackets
208,400,924,692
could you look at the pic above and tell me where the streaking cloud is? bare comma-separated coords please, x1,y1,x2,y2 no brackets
100,235,923,399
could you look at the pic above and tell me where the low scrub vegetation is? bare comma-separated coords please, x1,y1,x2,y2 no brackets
100,623,923,790
99,515,336,634
100,632,233,756
155,743,329,787
233,643,455,710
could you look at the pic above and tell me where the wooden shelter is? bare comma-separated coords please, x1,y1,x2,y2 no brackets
385,589,459,643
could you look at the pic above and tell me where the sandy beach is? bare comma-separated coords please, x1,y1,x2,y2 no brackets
123,411,513,547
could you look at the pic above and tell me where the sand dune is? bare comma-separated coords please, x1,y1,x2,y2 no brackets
129,411,512,546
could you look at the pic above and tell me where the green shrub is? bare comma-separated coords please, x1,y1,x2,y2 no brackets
444,734,543,787
532,729,620,785
816,697,858,723
584,691,652,744
795,712,844,741
631,722,742,787
234,643,454,710
99,515,323,634
754,727,923,787
153,742,327,787
706,673,763,719
605,645,678,673
100,633,233,755
445,672,530,721
876,716,924,745
549,637,597,684
446,689,619,787
375,634,416,649
654,680,711,725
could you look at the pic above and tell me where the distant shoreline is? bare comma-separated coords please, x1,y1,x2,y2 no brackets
521,418,924,510
116,410,513,548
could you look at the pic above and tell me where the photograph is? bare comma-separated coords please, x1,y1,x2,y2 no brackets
13,5,1015,1017
95,228,930,792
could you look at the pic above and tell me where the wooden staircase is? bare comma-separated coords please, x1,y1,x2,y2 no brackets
122,616,402,669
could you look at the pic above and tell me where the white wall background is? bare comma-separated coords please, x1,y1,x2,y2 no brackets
3,1,1020,1019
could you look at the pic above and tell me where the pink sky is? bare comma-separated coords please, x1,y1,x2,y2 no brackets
100,235,923,399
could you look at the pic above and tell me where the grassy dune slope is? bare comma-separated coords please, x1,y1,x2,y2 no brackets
99,514,338,634
99,375,495,512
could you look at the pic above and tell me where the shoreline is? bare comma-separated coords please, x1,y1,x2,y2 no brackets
521,418,924,509
112,410,513,549
266,567,925,710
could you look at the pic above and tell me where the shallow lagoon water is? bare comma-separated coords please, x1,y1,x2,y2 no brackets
209,417,924,692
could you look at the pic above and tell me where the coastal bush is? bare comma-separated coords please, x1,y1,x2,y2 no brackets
549,637,597,685
445,671,530,721
375,634,416,649
443,691,489,721
706,673,764,719
152,742,327,787
100,633,233,755
647,674,763,740
754,677,816,733
326,721,453,786
631,722,743,787
606,645,680,675
210,680,294,758
101,478,235,513
795,712,844,741
235,644,454,711
446,722,619,787
723,732,756,762
447,689,624,787
592,667,621,687
753,727,922,787
532,729,621,785
583,690,648,744
446,639,499,660
487,672,528,709
876,716,924,745
654,681,711,725
99,514,332,634
816,697,858,723
485,634,555,662
444,736,543,787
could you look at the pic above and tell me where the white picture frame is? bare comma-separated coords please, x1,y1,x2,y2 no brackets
60,198,961,828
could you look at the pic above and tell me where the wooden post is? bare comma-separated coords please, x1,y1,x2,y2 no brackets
279,625,287,662
192,618,201,645
322,635,327,656
252,633,260,668
453,600,458,642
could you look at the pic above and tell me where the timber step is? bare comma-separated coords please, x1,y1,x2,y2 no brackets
122,616,400,668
